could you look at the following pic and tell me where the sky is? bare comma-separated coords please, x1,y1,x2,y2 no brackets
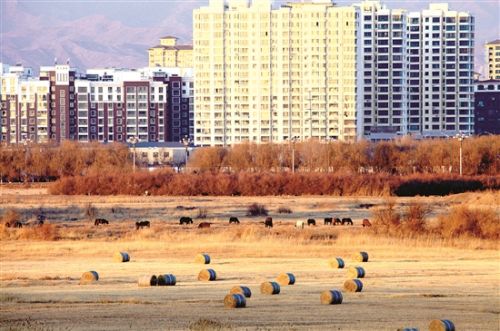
1,0,499,75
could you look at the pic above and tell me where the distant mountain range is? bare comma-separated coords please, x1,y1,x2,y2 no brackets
0,1,193,71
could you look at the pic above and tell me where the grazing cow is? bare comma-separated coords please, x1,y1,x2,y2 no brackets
324,217,333,225
334,218,342,225
295,220,304,229
94,218,109,226
198,222,212,229
179,216,193,225
264,217,273,228
307,218,316,226
229,217,240,224
341,218,353,226
36,214,46,222
136,220,150,230
362,219,372,227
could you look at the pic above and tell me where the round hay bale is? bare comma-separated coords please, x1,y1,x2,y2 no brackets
352,251,369,262
79,271,99,285
230,286,252,298
114,252,130,263
198,268,217,281
276,273,295,286
320,290,343,305
397,328,419,331
328,257,345,269
347,266,365,279
260,281,280,295
194,253,211,264
343,279,363,292
138,275,157,287
429,320,455,331
224,293,246,308
157,274,176,286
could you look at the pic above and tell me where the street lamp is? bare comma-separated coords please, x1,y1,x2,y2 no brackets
455,133,466,176
180,135,193,169
22,138,33,184
127,136,140,173
289,136,299,174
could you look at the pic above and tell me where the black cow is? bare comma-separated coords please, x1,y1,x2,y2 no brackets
36,214,46,222
179,216,193,225
198,222,212,228
94,218,109,226
5,221,23,228
229,217,240,224
334,218,342,225
324,217,333,225
136,220,150,230
264,217,273,228
307,218,316,226
341,218,353,225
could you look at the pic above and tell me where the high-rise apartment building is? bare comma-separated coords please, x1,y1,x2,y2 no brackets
356,2,475,139
486,40,500,80
474,80,500,135
194,0,357,146
194,0,475,145
0,65,194,144
148,36,193,68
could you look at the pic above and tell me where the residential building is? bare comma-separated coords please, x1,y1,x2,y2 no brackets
474,80,500,135
0,66,194,144
194,0,357,146
193,0,475,146
148,36,193,68
129,141,192,167
486,39,500,80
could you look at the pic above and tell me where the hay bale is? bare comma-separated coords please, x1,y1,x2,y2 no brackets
347,266,365,279
79,271,99,285
429,320,455,331
320,290,343,305
276,273,295,286
198,269,217,281
230,286,252,298
343,279,363,292
260,281,280,295
114,252,130,263
397,328,419,331
195,253,211,264
352,251,369,262
328,257,345,269
138,275,157,287
157,274,176,286
224,293,247,309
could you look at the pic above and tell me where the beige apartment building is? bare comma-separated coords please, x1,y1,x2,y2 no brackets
193,0,357,146
148,36,193,68
486,39,500,80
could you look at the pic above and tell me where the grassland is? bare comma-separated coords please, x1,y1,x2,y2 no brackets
0,189,499,330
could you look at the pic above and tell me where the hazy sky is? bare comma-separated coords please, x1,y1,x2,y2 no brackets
1,0,499,73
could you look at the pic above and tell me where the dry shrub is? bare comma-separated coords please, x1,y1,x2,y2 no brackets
85,203,97,221
246,203,268,216
1,209,21,226
438,205,499,240
2,224,59,241
189,318,231,331
371,201,401,236
278,206,292,214
400,203,431,236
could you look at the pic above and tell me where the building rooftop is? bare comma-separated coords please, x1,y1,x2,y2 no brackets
149,45,193,50
487,39,500,45
160,35,178,40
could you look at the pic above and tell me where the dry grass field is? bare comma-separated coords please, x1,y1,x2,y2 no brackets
0,189,499,330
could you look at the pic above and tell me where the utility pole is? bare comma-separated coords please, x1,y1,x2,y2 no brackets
456,133,466,176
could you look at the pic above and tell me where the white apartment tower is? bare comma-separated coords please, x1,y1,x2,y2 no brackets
352,1,474,139
194,0,357,146
194,0,475,145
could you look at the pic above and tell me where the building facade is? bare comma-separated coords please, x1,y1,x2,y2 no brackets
486,40,500,80
0,65,194,144
474,80,500,135
194,0,357,146
148,36,193,68
193,0,475,146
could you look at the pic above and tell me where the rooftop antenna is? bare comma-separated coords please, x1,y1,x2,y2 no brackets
66,58,70,65
54,57,57,65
